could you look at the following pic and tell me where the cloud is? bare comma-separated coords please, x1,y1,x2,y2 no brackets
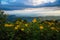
1,1,9,4
9,0,16,2
4,7,60,17
24,0,56,6
0,0,60,10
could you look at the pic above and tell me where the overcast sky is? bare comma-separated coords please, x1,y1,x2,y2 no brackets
0,0,60,16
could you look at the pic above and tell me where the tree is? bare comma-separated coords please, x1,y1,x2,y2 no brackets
0,10,7,24
0,10,8,30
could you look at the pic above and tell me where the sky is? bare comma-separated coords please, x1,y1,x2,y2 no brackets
0,0,60,16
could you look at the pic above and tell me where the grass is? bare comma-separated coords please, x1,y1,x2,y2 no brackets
0,18,60,40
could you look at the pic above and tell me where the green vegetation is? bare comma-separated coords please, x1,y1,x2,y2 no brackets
0,10,60,40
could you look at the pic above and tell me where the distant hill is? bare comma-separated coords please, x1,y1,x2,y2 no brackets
7,15,60,22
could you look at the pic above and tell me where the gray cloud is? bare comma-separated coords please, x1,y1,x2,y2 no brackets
4,7,60,17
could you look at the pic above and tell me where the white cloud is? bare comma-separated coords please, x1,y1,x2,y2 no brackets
4,7,60,17
24,0,56,6
1,1,8,4
9,0,16,2
1,0,16,5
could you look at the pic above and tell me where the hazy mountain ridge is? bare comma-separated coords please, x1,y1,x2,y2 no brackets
7,15,60,22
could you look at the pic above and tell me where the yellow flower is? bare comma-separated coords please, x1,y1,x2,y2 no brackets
48,22,54,26
21,28,24,31
14,25,20,30
25,24,28,27
40,25,44,30
4,24,14,27
16,21,21,24
16,25,20,27
56,30,59,32
15,26,18,30
48,22,52,25
32,18,37,23
50,27,55,30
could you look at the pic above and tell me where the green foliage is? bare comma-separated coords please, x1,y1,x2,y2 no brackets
0,10,60,40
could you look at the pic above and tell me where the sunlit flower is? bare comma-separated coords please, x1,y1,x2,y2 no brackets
25,24,28,27
21,28,24,31
14,25,20,30
48,22,54,26
16,21,21,24
15,26,19,30
16,25,20,27
32,18,37,23
50,27,55,30
56,30,59,32
4,24,14,27
48,22,52,25
40,25,44,30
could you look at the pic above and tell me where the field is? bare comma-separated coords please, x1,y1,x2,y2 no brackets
0,10,60,40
